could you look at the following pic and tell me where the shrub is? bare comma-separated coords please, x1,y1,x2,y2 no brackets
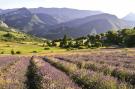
111,68,129,82
85,62,99,71
76,61,86,69
32,51,37,53
1,51,4,54
44,47,50,50
11,49,15,55
129,74,135,86
94,42,102,47
102,67,112,76
118,83,133,89
16,51,21,54
95,76,117,89
72,71,118,89
3,33,14,38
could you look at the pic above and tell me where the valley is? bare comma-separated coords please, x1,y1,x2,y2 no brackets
0,5,134,89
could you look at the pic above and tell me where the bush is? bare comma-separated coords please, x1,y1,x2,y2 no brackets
95,76,117,89
118,83,133,89
11,49,15,55
94,42,102,47
111,68,129,81
16,51,21,54
44,47,50,50
1,51,4,54
32,51,37,53
124,35,135,47
3,33,14,38
102,67,112,76
85,63,99,71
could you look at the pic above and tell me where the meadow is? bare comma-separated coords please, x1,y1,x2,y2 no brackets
0,48,134,89
0,41,66,55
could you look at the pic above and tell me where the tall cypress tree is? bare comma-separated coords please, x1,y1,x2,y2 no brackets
60,35,68,48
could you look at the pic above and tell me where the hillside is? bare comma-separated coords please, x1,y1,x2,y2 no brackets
0,22,51,54
30,7,102,23
123,13,135,21
0,23,43,42
43,14,131,39
0,8,103,39
0,8,57,34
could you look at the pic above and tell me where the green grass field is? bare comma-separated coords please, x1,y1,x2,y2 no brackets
0,41,67,55
0,41,134,56
0,26,67,55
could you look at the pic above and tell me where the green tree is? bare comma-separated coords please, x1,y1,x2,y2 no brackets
124,35,135,47
119,28,135,47
74,40,80,48
95,34,101,41
46,41,52,47
60,35,68,48
67,40,74,48
52,40,57,47
106,30,119,45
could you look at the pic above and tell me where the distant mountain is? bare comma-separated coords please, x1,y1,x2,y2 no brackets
36,13,58,25
30,7,102,23
123,13,135,21
0,9,17,15
0,8,59,35
0,8,133,40
42,14,131,40
0,7,102,38
0,9,2,13
0,8,33,30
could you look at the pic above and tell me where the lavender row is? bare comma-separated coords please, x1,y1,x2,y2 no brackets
44,57,133,89
55,52,135,70
29,57,81,89
55,56,135,87
0,56,20,70
0,56,30,89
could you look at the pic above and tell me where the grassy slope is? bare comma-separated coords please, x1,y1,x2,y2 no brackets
0,31,42,42
0,26,67,55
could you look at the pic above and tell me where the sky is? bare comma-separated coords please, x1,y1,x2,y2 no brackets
0,0,135,18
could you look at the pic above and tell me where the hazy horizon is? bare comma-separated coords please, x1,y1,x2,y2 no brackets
1,0,135,18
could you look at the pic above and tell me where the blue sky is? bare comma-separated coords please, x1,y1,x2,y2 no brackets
1,0,135,18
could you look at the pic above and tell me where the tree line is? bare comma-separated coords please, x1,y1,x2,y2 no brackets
44,28,135,49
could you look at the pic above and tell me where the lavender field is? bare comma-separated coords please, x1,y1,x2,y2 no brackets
0,49,135,89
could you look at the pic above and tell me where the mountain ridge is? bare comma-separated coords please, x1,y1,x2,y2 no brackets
123,13,135,21
41,13,131,40
30,7,102,23
0,8,134,40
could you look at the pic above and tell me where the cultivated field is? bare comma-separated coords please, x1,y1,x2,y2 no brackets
0,48,135,89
